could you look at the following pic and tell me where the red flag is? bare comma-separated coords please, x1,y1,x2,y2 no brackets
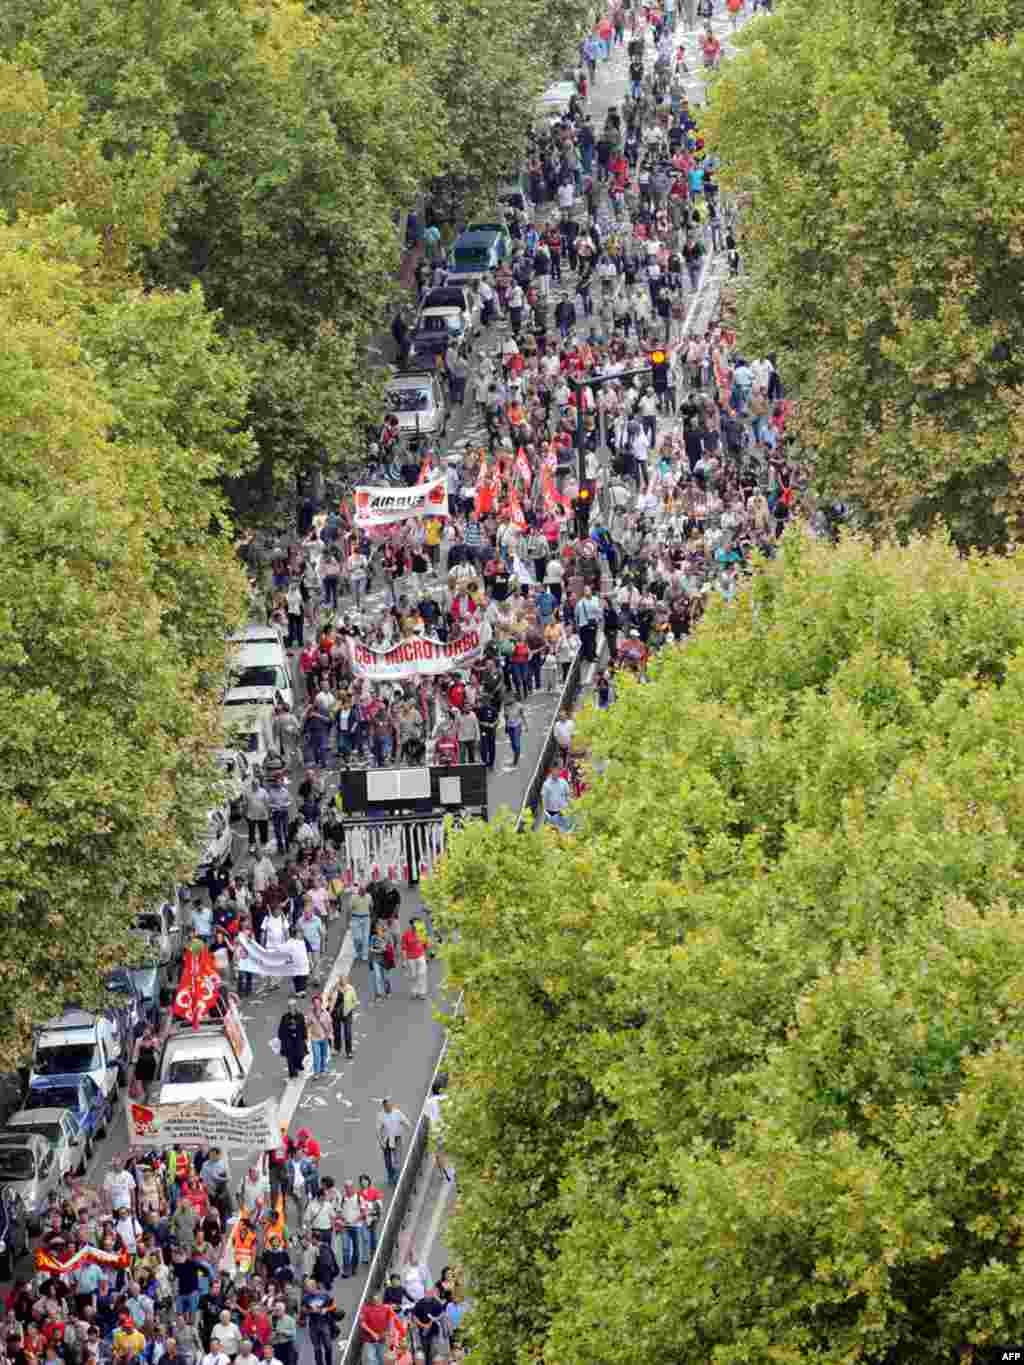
542,468,571,514
506,487,528,531
515,447,532,490
173,944,221,1029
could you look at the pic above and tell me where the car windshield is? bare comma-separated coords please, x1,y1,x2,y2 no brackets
15,1123,62,1145
166,1057,230,1084
35,1044,97,1076
25,1087,78,1112
231,665,288,691
419,316,450,333
388,388,432,413
452,246,490,268
0,1147,35,1179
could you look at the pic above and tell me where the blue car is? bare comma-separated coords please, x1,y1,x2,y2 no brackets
22,1075,111,1149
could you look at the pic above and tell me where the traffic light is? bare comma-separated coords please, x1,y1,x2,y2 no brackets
574,480,595,538
650,348,669,389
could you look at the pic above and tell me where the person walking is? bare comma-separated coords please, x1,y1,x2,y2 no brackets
376,1099,411,1187
305,994,333,1077
400,917,429,999
329,975,358,1060
503,698,527,771
244,780,270,855
574,584,602,662
277,999,308,1079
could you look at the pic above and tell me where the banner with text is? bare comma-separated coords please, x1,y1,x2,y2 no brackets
353,475,449,528
126,1096,280,1153
235,935,310,980
349,622,491,681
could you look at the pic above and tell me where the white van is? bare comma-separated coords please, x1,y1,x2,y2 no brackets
30,1010,127,1102
156,1003,253,1107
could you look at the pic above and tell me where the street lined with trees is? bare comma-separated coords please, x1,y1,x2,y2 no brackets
0,0,592,1057
429,533,1024,1361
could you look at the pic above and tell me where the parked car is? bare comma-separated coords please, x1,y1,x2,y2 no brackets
0,1133,63,1233
1,1107,89,1178
224,625,293,713
216,748,252,821
30,1009,127,1102
0,1185,30,1279
194,804,233,881
21,1075,111,1150
132,897,183,976
446,228,508,286
383,371,449,440
156,1004,253,1108
224,704,277,780
465,221,513,257
418,285,480,334
105,968,146,1038
406,307,471,366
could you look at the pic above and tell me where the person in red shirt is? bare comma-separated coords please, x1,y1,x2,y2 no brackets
295,1128,321,1162
400,920,428,999
359,1293,398,1364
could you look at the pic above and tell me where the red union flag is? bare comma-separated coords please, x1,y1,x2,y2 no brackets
515,447,532,489
349,621,492,681
173,945,220,1028
352,475,449,527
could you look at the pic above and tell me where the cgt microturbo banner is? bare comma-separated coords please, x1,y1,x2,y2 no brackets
348,622,491,680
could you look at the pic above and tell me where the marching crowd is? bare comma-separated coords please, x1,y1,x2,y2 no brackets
243,0,816,816
1,1121,464,1365
0,6,821,1365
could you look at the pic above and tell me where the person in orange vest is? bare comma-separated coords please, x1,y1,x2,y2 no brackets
233,1214,258,1277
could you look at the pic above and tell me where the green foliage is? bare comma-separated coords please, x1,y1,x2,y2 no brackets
0,197,248,1065
706,0,1024,551
427,532,1024,1363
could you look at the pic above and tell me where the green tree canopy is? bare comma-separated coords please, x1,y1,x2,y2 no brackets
427,532,1024,1363
705,0,1024,551
0,198,249,1066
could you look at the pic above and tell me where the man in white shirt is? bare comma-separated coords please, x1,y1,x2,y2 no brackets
103,1160,135,1214
553,711,576,755
631,426,651,488
557,180,575,213
252,850,277,895
211,1312,241,1360
115,1209,143,1254
376,1099,412,1186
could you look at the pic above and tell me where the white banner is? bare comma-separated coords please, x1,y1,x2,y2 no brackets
126,1095,280,1153
235,935,310,979
349,621,490,681
353,475,449,527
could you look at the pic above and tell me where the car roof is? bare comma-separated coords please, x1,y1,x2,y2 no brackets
0,1130,47,1150
228,625,282,645
422,288,472,308
388,372,437,387
6,1108,73,1127
164,1038,227,1057
453,230,496,244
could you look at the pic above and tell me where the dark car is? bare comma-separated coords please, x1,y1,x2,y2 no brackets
22,1075,111,1148
0,1185,29,1279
